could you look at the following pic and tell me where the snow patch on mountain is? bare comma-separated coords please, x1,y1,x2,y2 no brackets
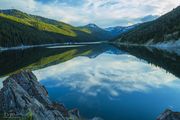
105,25,137,36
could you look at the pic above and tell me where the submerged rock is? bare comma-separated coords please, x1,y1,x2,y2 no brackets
0,70,80,120
157,109,180,120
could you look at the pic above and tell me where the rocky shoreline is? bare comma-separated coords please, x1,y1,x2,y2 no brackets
0,70,180,120
0,70,81,120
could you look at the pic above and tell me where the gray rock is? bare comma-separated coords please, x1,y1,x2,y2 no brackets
157,109,180,120
0,70,80,120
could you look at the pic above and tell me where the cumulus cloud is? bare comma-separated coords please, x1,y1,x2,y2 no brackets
34,53,179,97
0,0,179,27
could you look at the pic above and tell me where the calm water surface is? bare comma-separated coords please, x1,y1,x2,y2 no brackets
0,44,180,120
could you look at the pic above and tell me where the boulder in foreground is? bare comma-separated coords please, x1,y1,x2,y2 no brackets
0,70,80,120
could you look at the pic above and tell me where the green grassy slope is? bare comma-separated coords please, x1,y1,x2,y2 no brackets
115,6,180,44
0,9,92,36
0,9,106,47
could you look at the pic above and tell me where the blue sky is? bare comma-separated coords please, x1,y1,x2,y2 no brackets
0,0,179,27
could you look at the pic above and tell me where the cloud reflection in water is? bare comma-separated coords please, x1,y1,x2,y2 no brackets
34,53,179,97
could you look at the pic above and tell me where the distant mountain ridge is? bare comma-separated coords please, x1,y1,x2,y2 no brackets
140,15,159,22
78,23,115,41
105,25,137,36
114,6,180,46
105,15,158,37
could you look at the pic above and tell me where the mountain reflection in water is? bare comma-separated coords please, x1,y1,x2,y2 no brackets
35,52,178,95
0,43,180,120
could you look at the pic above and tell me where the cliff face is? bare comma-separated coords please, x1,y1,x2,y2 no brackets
0,70,80,120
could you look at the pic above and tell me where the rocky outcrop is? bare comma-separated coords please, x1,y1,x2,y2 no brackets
157,109,180,120
0,70,80,120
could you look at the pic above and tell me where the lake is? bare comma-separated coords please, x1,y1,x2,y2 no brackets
0,43,180,120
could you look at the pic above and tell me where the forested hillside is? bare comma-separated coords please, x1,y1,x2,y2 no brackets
0,9,109,47
115,6,180,45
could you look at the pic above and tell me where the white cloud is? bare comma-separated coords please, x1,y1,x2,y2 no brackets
34,53,179,97
0,0,179,27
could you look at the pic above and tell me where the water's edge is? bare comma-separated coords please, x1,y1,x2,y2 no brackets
0,42,106,51
112,39,180,48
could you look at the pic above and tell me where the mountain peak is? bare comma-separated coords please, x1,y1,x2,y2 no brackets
105,25,137,36
0,9,27,18
86,23,99,28
140,15,159,22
